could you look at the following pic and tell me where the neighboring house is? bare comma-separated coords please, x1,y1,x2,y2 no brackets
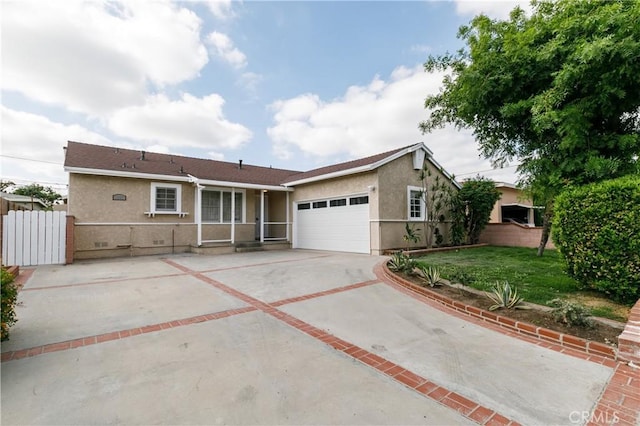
1,192,48,215
489,182,537,226
63,141,459,259
481,182,554,249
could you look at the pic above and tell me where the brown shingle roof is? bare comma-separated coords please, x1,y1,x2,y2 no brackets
64,141,301,186
282,145,413,184
64,141,421,187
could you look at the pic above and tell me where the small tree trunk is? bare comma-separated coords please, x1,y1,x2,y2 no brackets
537,211,552,257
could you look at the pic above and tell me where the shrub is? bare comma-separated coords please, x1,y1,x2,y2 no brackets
450,177,501,245
553,175,640,303
1,268,19,341
418,265,444,287
548,299,594,328
388,252,417,275
485,281,527,311
403,223,421,250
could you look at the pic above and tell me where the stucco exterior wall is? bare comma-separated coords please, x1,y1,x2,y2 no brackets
374,154,458,254
490,186,534,223
74,223,196,259
69,174,273,259
290,172,377,205
69,174,195,224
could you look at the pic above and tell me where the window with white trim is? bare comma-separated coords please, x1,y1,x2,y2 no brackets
150,182,182,213
408,186,425,221
202,190,244,223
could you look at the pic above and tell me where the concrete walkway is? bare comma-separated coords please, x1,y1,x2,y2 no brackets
0,250,633,425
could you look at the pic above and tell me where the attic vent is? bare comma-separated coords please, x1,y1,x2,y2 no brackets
413,149,426,170
180,166,184,174
169,157,174,164
121,162,127,168
140,150,146,160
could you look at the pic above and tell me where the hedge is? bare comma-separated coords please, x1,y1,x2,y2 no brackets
553,174,640,303
1,267,18,341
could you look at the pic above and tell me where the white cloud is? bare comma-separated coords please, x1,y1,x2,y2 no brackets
208,151,226,161
0,106,113,188
267,65,519,183
238,72,263,94
1,0,208,115
206,31,247,69
454,0,532,20
203,0,236,20
107,93,252,150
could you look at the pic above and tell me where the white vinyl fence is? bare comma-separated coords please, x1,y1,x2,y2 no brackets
2,210,66,266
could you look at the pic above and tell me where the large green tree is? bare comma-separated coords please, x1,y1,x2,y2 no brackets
420,0,640,255
13,184,62,209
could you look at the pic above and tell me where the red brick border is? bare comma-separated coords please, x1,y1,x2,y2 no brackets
270,279,378,307
377,262,618,361
1,306,257,363
618,298,640,365
587,363,640,426
9,255,627,425
161,258,521,425
376,261,640,425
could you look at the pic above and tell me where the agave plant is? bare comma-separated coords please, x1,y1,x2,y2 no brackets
485,281,527,311
387,252,406,272
419,265,444,287
388,252,417,274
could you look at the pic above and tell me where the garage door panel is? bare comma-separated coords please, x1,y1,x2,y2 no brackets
296,202,370,254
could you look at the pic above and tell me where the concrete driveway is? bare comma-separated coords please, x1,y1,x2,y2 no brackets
0,250,620,425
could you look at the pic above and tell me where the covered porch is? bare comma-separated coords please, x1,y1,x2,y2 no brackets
189,175,292,247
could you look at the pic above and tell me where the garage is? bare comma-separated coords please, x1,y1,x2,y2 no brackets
294,195,370,254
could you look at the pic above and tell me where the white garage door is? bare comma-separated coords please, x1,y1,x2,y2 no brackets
295,195,370,254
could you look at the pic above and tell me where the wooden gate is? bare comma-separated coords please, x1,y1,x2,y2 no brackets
2,210,66,266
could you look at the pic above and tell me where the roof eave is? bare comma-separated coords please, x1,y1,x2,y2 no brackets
282,164,373,187
284,142,433,187
65,167,292,191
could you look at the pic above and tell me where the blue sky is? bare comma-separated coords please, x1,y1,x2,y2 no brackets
1,0,527,194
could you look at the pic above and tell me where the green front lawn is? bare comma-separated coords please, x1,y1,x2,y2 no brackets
415,246,630,322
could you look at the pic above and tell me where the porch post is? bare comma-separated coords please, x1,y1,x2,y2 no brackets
196,185,202,246
231,188,235,244
260,190,265,243
286,191,290,242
